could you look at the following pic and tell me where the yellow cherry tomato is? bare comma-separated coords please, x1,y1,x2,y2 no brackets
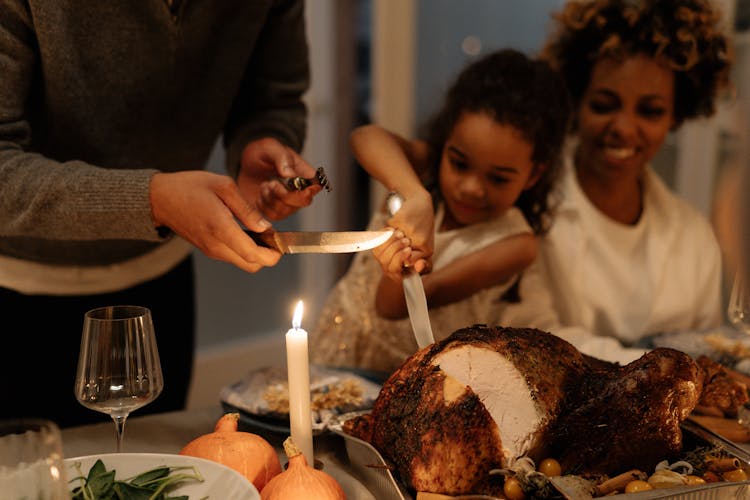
503,477,526,500
538,458,562,477
625,480,653,493
685,475,706,485
722,469,748,482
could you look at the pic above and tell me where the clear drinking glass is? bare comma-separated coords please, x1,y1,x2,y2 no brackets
727,271,750,427
728,270,750,334
0,418,70,499
74,305,164,452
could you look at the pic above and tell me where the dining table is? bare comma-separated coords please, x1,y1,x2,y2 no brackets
60,405,378,499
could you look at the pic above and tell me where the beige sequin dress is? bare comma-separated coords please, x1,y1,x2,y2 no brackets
310,203,532,375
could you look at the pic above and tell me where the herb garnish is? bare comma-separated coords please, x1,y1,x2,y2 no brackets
69,458,205,500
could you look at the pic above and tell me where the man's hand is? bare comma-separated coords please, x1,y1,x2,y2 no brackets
237,137,322,220
150,170,281,273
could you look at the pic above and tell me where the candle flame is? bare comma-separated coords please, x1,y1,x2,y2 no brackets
292,300,304,330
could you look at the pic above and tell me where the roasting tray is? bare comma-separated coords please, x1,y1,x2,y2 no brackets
329,413,750,500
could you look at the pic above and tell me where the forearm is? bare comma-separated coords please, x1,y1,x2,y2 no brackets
350,125,429,200
352,125,435,258
0,148,161,241
423,234,538,309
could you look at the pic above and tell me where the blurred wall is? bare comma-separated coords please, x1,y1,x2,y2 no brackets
414,0,565,126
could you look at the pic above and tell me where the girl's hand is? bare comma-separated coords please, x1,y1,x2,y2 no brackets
237,137,322,220
386,190,434,270
372,230,413,283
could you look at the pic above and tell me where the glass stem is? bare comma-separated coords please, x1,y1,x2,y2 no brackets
112,415,127,453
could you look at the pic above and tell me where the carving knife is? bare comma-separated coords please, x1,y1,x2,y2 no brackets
245,228,393,254
386,192,435,349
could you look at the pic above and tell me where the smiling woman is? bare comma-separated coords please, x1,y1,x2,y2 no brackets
574,53,675,225
521,0,734,361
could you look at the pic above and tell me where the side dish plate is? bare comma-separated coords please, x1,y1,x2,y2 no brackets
220,365,382,434
64,452,259,499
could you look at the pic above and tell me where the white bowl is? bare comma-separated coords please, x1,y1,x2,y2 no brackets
64,452,259,499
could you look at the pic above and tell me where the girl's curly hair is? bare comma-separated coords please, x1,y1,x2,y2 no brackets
541,0,732,126
419,49,572,235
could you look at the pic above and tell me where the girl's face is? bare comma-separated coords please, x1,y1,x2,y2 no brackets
576,54,675,178
438,111,540,229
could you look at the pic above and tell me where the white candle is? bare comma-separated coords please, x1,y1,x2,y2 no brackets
285,300,314,465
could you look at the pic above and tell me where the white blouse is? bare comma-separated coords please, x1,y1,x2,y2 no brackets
536,145,723,350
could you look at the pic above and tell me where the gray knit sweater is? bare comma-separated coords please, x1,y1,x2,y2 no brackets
0,0,309,266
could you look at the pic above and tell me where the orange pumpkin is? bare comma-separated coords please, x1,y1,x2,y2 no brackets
260,437,345,500
180,412,281,491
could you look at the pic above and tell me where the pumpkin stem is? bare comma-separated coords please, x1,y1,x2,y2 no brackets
215,412,240,432
283,436,304,461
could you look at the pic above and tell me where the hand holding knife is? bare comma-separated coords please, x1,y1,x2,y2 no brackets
386,192,435,349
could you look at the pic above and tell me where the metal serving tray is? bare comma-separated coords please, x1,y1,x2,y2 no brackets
330,415,750,500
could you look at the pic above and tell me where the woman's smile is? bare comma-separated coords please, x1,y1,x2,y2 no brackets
576,54,675,177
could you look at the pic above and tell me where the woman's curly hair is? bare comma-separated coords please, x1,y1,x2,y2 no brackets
419,49,572,235
541,0,732,126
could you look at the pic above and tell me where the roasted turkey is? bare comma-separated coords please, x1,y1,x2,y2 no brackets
344,325,709,496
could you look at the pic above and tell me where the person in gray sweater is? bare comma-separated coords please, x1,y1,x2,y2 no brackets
0,0,321,426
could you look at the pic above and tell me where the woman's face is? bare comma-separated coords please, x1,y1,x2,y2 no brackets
438,111,539,229
576,54,675,178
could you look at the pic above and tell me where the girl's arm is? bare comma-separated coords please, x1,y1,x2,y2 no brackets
350,124,430,195
350,125,434,267
375,232,539,319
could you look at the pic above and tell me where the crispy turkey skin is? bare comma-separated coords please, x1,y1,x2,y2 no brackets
344,325,705,496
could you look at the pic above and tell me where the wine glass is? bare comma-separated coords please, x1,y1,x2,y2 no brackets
728,270,750,334
0,418,69,499
74,305,164,452
727,271,750,426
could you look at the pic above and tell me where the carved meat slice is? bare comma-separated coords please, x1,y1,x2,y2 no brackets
347,326,587,495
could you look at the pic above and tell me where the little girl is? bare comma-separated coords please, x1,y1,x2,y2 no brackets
311,49,572,375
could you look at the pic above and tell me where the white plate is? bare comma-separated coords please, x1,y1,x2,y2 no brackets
64,452,259,499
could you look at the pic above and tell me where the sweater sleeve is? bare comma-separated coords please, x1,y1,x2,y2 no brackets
0,0,162,242
222,0,310,176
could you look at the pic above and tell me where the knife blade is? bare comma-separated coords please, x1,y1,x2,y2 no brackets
386,192,435,349
245,229,393,254
403,272,434,349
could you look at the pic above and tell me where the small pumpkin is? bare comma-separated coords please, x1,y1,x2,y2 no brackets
180,412,281,491
260,436,345,500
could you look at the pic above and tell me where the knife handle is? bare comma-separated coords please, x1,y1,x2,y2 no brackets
278,167,332,192
385,192,415,271
244,229,279,251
